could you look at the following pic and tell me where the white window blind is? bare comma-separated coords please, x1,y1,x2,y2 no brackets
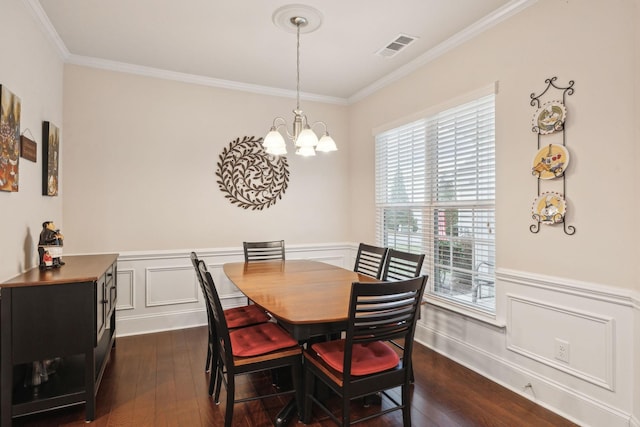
375,94,496,313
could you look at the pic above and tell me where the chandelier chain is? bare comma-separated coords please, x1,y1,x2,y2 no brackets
296,22,301,111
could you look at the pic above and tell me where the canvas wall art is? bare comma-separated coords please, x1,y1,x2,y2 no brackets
42,121,60,196
0,85,21,192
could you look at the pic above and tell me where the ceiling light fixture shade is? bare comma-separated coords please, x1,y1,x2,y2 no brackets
316,133,337,152
264,8,337,157
264,127,287,153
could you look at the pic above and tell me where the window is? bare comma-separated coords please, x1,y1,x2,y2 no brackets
375,93,495,313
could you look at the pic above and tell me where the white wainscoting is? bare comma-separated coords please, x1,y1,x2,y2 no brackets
114,243,355,337
416,268,638,427
113,246,638,427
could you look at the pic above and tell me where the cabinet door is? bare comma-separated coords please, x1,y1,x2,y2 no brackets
105,264,116,318
13,282,93,362
96,275,107,344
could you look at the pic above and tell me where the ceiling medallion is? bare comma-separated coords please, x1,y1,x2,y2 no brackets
272,4,323,34
216,136,289,210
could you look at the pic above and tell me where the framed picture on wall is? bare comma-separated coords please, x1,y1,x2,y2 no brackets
0,85,21,192
42,121,60,196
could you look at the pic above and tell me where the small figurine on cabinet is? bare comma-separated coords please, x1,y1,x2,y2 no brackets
38,221,64,269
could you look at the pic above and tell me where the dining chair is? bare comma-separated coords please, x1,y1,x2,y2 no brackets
199,262,303,427
190,252,270,374
302,275,428,427
353,243,388,279
190,252,216,373
242,240,292,390
380,248,426,383
243,240,286,306
243,240,286,262
380,248,425,281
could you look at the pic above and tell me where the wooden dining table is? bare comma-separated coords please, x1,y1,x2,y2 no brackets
222,259,379,341
223,259,381,426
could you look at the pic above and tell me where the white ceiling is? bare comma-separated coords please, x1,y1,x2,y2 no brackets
32,0,534,103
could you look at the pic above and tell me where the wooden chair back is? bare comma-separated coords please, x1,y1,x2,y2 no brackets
353,243,388,279
381,248,425,281
243,240,285,262
198,261,232,368
190,252,215,372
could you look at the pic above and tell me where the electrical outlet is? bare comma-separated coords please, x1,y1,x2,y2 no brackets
555,338,570,363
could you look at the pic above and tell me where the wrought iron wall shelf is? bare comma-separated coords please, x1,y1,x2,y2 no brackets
529,77,576,235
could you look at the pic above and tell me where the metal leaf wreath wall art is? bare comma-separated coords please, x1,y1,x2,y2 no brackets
216,136,289,210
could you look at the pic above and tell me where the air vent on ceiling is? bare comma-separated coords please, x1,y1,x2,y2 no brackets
376,34,417,58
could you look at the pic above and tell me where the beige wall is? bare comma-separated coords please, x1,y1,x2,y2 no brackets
61,66,349,253
4,0,635,290
0,0,64,282
348,0,639,290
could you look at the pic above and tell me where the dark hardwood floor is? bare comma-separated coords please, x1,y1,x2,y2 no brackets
13,326,577,427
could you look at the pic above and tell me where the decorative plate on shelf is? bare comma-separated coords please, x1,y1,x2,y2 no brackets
532,192,566,224
533,100,566,134
532,144,569,179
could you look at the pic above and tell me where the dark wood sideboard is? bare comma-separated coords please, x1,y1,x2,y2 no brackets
0,254,118,426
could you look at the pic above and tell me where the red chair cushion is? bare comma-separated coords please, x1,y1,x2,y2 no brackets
311,339,400,376
224,305,270,329
230,322,298,357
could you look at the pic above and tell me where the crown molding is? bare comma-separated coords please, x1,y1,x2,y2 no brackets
21,0,346,105
23,0,535,106
22,0,70,60
66,54,348,105
347,0,538,104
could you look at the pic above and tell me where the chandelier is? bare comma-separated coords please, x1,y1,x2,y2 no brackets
263,10,337,157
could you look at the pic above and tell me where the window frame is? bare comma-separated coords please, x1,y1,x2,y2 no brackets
373,84,498,323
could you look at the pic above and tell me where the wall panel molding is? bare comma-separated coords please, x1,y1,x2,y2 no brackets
506,294,614,390
115,267,135,310
145,265,200,307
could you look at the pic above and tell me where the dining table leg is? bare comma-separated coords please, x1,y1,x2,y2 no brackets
275,398,297,427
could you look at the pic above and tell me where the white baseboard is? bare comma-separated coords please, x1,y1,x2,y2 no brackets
116,307,207,337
